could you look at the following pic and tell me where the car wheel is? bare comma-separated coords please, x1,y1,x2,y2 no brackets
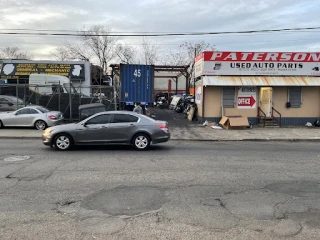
54,134,72,151
34,120,47,130
0,120,3,129
133,134,150,150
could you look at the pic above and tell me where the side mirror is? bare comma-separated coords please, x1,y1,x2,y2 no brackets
8,102,14,106
81,122,87,127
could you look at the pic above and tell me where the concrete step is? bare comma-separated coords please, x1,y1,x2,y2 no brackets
258,118,280,127
258,124,280,128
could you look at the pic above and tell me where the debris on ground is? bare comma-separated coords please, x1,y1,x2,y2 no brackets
305,122,313,127
203,121,217,127
211,126,223,130
219,116,249,129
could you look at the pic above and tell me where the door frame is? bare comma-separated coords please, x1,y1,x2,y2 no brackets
259,87,273,118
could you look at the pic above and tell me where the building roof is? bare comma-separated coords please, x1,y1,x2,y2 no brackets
203,76,320,86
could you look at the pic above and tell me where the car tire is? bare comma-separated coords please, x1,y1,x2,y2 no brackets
0,120,3,129
34,120,47,130
54,134,73,151
133,133,150,150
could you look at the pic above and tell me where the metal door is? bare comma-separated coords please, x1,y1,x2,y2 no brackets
107,114,139,143
76,123,110,144
75,114,112,144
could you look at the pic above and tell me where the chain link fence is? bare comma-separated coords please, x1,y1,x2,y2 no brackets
0,83,119,121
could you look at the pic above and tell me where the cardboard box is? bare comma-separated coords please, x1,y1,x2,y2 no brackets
219,116,249,129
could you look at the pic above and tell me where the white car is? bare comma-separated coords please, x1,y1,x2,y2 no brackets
0,106,64,130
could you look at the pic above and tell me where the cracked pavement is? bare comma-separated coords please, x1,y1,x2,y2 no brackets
0,139,319,239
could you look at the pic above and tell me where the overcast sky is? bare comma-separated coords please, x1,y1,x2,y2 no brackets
0,0,320,62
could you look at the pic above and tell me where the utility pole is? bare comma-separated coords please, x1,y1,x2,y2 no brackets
194,47,197,102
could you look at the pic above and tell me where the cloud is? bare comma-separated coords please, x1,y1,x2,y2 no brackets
0,0,319,60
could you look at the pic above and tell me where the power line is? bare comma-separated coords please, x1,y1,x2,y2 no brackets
0,30,319,40
0,27,320,37
2,36,320,50
1,37,319,46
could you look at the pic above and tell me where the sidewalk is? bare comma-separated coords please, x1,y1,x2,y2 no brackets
170,126,320,141
0,126,319,141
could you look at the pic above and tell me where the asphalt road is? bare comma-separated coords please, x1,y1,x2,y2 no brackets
0,139,319,239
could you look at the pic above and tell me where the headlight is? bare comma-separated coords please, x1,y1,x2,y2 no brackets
44,128,55,134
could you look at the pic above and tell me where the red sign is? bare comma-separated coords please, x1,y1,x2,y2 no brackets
203,51,320,62
238,96,256,107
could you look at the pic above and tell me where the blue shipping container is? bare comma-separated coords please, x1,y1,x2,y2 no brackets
120,64,154,105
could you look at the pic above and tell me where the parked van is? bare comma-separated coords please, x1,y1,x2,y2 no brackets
29,74,77,95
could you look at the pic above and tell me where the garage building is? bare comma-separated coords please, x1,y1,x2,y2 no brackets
194,51,320,126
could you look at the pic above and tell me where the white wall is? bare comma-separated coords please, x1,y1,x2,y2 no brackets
154,72,187,91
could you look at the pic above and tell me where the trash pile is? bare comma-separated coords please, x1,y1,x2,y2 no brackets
203,116,252,130
305,120,320,127
155,93,198,121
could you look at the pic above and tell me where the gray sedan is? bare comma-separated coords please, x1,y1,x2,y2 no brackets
0,106,64,130
42,111,170,151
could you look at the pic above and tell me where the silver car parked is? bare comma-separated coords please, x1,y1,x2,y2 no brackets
0,95,26,112
0,106,64,130
42,111,170,151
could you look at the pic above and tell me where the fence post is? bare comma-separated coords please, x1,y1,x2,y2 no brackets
16,80,19,110
24,83,27,106
69,77,72,122
58,81,61,112
113,76,117,111
79,85,82,106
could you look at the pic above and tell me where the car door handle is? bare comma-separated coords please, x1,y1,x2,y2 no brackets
100,126,107,128
129,124,134,127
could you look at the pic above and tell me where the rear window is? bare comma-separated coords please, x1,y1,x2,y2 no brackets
37,107,50,113
140,114,156,122
111,114,139,123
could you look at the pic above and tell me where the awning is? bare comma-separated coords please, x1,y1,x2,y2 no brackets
202,76,320,86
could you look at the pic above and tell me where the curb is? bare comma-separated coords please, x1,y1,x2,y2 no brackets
0,136,41,140
1,136,319,142
170,138,320,142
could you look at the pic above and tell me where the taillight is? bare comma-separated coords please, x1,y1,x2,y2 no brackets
158,125,168,131
48,115,57,120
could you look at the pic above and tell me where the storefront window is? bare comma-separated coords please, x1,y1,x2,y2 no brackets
288,87,302,108
222,87,235,107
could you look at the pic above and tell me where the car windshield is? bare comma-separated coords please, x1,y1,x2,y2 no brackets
37,107,50,113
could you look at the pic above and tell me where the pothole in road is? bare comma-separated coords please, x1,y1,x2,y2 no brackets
4,155,30,162
81,186,167,216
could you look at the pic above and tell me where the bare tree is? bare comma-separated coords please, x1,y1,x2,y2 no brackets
59,25,119,76
50,46,73,61
161,51,188,66
0,46,33,59
140,37,158,65
63,41,91,61
116,43,136,64
82,25,119,72
180,41,216,86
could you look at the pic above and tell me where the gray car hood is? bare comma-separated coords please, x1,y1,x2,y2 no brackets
50,123,79,131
